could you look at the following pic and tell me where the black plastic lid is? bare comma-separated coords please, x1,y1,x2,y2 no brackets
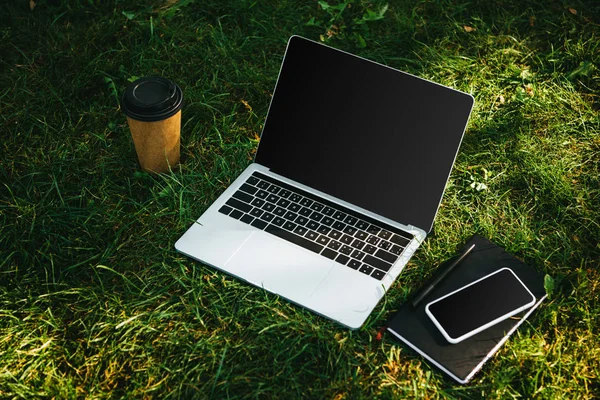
121,77,183,122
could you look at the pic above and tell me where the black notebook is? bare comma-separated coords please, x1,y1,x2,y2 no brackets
387,234,547,384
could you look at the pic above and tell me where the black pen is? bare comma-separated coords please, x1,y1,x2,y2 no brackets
411,243,476,308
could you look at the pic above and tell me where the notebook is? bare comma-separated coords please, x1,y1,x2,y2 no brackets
386,235,547,383
175,36,474,329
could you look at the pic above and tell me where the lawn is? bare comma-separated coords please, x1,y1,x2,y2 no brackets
1,0,599,398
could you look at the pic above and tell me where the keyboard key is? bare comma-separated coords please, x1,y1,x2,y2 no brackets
265,225,324,254
240,214,254,224
390,234,411,247
340,234,354,245
316,235,330,246
356,220,370,230
289,193,301,202
306,220,319,230
256,180,269,189
355,230,368,241
328,230,342,240
378,240,392,251
335,254,350,265
261,212,275,222
316,225,331,235
266,194,279,203
299,207,312,217
305,231,319,241
277,198,291,208
250,208,263,218
256,190,269,199
366,225,381,235
378,230,392,240
322,206,335,216
283,221,297,231
295,216,309,226
230,209,243,219
363,244,377,255
363,255,393,272
348,260,361,270
232,190,253,204
366,235,380,245
375,248,398,264
332,211,346,221
278,189,291,198
272,217,285,226
332,221,345,231
251,218,268,230
251,198,265,207
240,183,258,195
343,226,357,236
309,211,323,222
262,202,276,212
288,203,301,212
294,226,308,236
226,198,253,213
359,264,374,275
390,245,403,255
321,216,335,226
299,198,313,207
273,207,286,216
351,239,365,250
351,249,365,260
284,211,298,221
344,215,358,226
371,269,385,280
267,185,280,194
327,240,342,251
321,248,337,260
339,245,353,255
218,205,233,215
247,176,259,185
310,202,324,212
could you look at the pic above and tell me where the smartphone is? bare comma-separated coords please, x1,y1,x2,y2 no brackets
425,267,536,344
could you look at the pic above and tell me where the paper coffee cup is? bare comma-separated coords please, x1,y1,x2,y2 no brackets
121,77,183,173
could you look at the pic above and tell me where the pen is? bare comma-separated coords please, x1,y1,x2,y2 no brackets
411,243,476,308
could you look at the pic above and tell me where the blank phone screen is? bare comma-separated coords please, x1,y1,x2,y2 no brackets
427,269,535,339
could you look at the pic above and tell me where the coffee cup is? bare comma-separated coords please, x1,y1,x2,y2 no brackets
121,77,183,173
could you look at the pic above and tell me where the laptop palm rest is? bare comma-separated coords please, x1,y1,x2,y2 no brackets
225,232,332,301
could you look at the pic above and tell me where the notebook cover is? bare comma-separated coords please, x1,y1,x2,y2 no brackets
386,234,547,384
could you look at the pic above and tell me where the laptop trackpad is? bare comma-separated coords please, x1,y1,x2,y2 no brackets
225,232,333,301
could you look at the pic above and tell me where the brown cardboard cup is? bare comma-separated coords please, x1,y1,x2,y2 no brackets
121,77,183,173
126,112,181,173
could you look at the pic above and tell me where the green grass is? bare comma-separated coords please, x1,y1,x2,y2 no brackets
1,0,599,398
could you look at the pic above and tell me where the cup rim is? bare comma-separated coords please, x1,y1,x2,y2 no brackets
122,77,183,122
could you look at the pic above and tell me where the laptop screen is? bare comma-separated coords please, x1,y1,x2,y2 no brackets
255,36,474,232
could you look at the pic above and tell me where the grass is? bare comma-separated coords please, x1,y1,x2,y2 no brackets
1,0,599,398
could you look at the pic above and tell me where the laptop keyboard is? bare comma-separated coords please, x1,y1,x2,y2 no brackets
217,172,413,281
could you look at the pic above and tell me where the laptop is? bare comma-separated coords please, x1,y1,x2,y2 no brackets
175,36,474,329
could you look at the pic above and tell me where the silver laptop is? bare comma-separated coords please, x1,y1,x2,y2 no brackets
175,36,474,329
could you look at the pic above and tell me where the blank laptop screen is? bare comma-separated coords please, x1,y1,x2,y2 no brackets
255,37,474,232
